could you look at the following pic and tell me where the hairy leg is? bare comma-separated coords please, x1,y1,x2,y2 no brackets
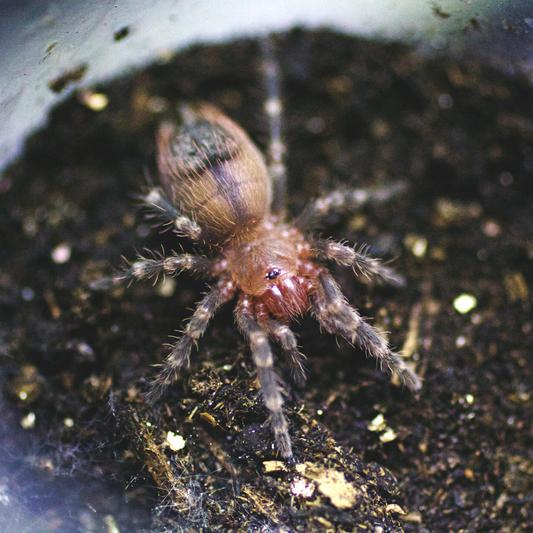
261,36,287,218
309,238,405,287
311,271,421,391
295,180,407,232
257,315,306,386
90,252,217,290
236,295,293,459
145,279,237,403
143,187,202,241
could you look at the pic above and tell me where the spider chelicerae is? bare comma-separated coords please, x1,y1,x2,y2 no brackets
91,38,421,460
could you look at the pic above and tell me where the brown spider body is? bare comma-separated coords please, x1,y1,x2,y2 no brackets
158,103,323,324
92,41,421,460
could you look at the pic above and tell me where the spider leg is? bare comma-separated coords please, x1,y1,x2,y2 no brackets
145,279,236,404
261,35,287,218
90,253,217,290
236,295,293,459
257,315,307,386
311,271,421,391
309,238,405,287
143,187,202,241
295,180,407,232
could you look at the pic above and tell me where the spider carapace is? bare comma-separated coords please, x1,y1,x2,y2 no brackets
92,40,421,460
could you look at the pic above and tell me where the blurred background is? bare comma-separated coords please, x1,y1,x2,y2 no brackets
1,0,533,172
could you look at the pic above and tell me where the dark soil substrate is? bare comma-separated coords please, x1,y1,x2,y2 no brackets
1,30,532,532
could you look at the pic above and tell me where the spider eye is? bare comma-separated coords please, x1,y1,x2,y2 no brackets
265,268,281,280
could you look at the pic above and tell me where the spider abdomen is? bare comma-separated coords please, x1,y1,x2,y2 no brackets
157,104,272,246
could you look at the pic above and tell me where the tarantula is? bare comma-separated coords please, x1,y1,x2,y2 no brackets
92,42,421,460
